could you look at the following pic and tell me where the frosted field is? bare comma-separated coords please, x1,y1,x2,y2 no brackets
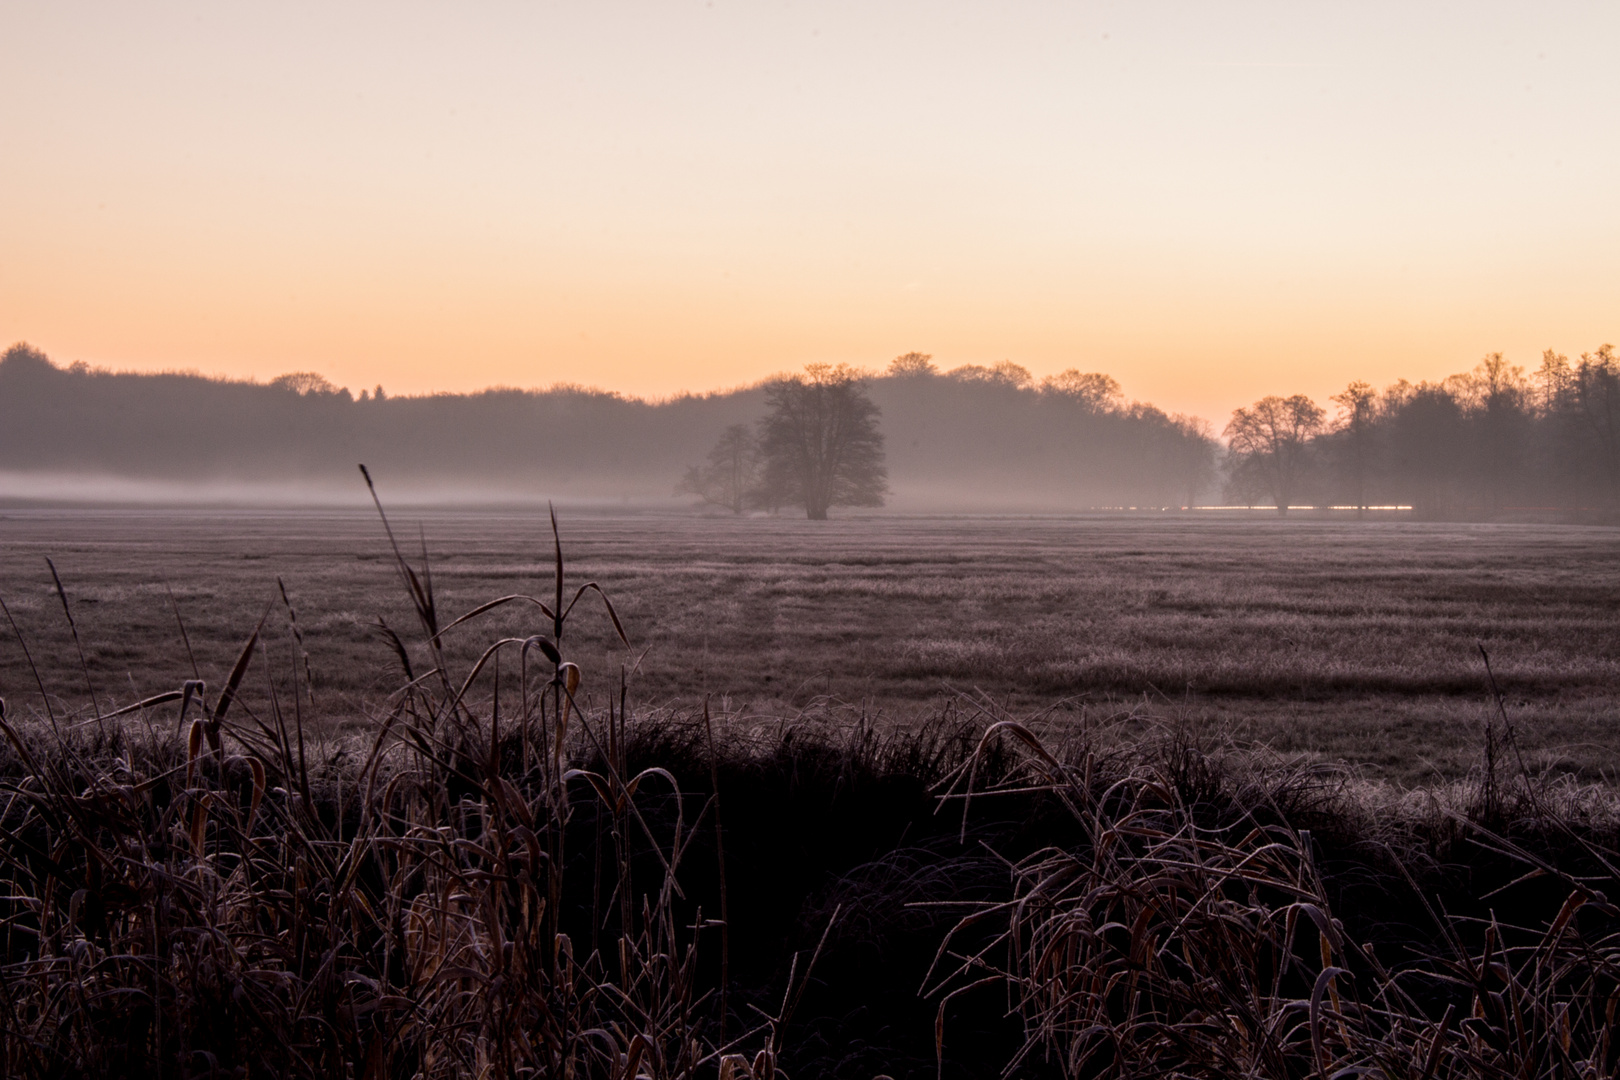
2,507,1617,784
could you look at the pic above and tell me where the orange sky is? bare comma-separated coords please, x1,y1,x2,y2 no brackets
3,2,1616,424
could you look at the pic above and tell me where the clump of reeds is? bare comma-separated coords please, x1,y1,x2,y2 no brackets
927,720,1620,1079
0,475,791,1079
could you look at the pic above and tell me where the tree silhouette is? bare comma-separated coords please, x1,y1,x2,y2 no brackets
947,361,1032,388
270,371,345,397
1553,344,1620,508
1041,370,1122,413
676,424,761,514
1460,353,1530,512
1223,395,1325,515
2,342,52,371
1385,381,1468,517
1330,381,1379,516
757,364,887,519
1169,415,1219,509
887,351,937,378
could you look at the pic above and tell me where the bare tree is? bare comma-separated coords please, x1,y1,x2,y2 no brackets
271,371,342,396
1571,344,1620,507
1170,415,1219,509
1536,349,1573,416
1041,370,1122,413
1458,352,1530,513
887,351,937,377
676,424,761,514
757,364,887,519
1385,380,1469,517
1223,395,1325,515
1330,381,1379,516
948,361,1033,388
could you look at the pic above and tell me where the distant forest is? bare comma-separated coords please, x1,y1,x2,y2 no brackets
1229,347,1620,519
0,346,1212,510
1,342,1616,517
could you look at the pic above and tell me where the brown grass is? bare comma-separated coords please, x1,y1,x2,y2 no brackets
2,510,1618,785
0,497,1619,1077
0,502,800,1079
926,720,1620,1079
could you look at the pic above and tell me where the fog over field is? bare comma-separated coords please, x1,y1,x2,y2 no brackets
5,342,1619,517
0,345,1217,511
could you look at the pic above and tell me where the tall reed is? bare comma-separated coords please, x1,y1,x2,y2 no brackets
0,477,779,1079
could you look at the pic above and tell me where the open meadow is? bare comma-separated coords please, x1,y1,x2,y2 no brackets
5,505,1620,1078
2,506,1617,784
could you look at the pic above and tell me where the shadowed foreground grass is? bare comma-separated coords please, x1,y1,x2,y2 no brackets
1,507,1618,1078
3,700,1619,1079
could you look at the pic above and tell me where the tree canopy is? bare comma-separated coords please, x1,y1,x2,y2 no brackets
756,364,887,519
1223,395,1326,515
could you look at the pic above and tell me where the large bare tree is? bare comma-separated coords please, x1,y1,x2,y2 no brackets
757,364,887,519
1223,394,1325,515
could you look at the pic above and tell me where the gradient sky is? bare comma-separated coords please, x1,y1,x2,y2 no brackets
3,1,1617,423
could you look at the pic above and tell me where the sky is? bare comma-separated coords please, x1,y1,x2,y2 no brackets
2,1,1617,424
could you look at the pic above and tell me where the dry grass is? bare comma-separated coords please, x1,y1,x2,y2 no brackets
2,510,1618,785
0,497,1618,1077
0,503,804,1079
926,720,1620,1079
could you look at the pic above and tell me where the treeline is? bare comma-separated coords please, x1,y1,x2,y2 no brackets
870,355,1216,509
1226,348,1620,517
0,346,763,498
3,342,1615,516
0,345,1215,509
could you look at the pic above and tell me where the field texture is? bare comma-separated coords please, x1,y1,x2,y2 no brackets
1,507,1617,784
